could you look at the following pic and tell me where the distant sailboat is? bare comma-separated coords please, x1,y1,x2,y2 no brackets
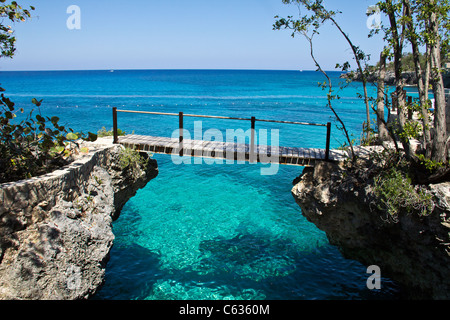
110,70,114,73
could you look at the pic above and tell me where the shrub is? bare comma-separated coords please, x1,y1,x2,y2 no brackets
373,167,435,222
118,147,149,175
97,127,126,137
0,88,97,184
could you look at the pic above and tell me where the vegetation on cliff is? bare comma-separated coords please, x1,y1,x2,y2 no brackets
280,0,450,298
275,0,450,185
0,2,97,184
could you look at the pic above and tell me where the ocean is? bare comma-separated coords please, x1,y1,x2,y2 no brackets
0,69,402,299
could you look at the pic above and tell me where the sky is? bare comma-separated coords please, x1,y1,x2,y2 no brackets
0,0,388,71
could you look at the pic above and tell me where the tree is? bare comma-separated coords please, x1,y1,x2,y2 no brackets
378,0,413,158
274,0,357,160
424,0,449,163
376,0,449,163
403,0,432,151
275,0,373,144
276,0,449,169
0,0,34,59
0,2,97,183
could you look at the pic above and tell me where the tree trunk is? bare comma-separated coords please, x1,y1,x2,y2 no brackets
377,51,389,141
424,44,432,158
386,1,412,158
429,11,447,163
403,0,432,150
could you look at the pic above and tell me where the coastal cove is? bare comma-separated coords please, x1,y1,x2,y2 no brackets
1,70,405,299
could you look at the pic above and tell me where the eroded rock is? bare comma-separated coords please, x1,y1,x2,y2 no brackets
0,139,158,300
292,161,450,299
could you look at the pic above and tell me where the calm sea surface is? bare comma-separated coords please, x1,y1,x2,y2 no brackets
0,69,402,299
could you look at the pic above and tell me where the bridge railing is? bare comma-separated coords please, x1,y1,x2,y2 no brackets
112,108,332,161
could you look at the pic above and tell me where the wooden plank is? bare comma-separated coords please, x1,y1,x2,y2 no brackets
317,148,325,160
305,148,311,160
297,148,305,160
314,148,320,160
117,134,346,166
288,148,294,158
202,141,214,153
236,144,246,154
211,141,225,159
257,145,267,155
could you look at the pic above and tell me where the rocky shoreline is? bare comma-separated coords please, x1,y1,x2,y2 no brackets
340,70,420,86
0,138,158,300
341,70,450,88
291,160,450,299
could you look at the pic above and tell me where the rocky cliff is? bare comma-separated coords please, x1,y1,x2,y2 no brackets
0,138,158,300
292,161,450,299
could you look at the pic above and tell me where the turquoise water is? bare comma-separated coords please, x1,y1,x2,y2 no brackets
1,70,402,299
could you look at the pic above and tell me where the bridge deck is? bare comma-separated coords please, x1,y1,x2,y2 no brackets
118,134,348,166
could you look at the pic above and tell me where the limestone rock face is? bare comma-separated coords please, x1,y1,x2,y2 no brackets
292,162,450,299
0,140,158,300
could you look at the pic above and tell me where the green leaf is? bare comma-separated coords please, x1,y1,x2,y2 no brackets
50,116,59,125
31,98,43,107
66,132,79,140
36,114,45,123
83,132,98,142
51,146,65,154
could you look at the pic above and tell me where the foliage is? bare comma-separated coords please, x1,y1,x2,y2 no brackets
118,147,149,174
373,165,435,221
0,0,34,59
0,89,97,183
97,126,126,137
374,52,428,72
416,153,444,172
360,118,380,146
0,2,99,184
274,0,357,160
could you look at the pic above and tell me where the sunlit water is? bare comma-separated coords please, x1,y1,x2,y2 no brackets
1,70,403,299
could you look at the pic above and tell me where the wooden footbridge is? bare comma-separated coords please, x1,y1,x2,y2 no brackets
112,108,349,167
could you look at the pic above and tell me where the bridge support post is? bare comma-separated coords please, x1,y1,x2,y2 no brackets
250,116,256,163
325,122,331,161
179,112,184,157
113,107,118,144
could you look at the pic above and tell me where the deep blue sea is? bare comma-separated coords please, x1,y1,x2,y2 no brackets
0,69,402,299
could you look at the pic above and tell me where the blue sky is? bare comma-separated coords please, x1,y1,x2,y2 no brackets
1,0,387,71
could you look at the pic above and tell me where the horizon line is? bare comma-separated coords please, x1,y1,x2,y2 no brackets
0,67,346,73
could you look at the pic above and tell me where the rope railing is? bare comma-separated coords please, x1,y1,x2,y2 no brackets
112,108,332,161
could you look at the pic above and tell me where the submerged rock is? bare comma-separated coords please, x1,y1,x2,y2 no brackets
292,161,450,299
0,138,158,300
